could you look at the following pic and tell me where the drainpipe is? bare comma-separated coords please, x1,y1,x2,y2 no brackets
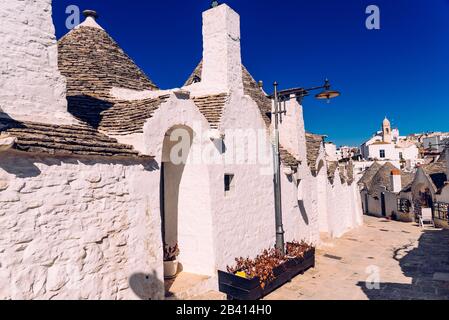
272,82,285,254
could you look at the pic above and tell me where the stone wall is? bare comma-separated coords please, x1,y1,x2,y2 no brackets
0,151,162,300
0,0,73,124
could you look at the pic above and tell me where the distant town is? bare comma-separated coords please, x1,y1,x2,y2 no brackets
326,117,448,177
324,117,449,228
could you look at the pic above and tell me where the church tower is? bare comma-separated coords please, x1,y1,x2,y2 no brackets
382,117,392,143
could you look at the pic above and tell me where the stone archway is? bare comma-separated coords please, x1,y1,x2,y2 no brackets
159,125,215,277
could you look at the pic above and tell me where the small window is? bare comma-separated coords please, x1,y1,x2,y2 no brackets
224,174,234,194
380,149,386,158
399,152,403,160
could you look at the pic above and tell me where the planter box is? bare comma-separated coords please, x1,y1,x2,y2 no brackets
218,250,315,300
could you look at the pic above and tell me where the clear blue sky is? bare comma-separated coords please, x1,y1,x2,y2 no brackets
52,0,449,147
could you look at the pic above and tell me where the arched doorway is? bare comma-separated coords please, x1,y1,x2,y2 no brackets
412,183,434,222
159,125,215,279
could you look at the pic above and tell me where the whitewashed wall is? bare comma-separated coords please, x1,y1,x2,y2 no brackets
317,165,329,233
384,191,399,217
327,170,363,238
282,165,320,246
326,176,348,238
362,189,383,217
141,96,217,277
0,152,163,300
0,0,74,124
367,144,396,161
214,93,279,269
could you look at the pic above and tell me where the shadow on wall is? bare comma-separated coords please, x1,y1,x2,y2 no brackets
357,229,449,300
129,271,169,300
298,200,309,225
288,175,310,225
0,107,14,121
67,95,114,129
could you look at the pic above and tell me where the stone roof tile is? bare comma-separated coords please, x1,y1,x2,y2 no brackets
192,94,228,130
0,118,147,158
422,161,448,191
327,161,339,184
67,95,169,136
358,162,382,188
58,26,157,99
305,133,323,175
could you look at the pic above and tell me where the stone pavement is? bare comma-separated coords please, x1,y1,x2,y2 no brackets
263,216,449,300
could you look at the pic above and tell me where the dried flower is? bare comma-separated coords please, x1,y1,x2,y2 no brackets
226,241,314,289
163,244,180,262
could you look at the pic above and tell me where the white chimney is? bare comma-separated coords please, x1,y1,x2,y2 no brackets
390,168,402,193
201,4,243,94
0,0,74,125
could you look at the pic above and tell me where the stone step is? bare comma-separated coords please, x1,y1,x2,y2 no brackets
165,272,218,300
190,291,227,300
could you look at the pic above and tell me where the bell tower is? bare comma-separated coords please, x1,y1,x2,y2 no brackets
382,117,392,143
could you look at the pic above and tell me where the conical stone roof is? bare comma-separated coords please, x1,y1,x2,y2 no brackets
369,162,397,192
58,20,158,99
358,161,382,187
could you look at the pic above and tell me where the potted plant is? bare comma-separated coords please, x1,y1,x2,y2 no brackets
163,244,180,279
219,241,315,300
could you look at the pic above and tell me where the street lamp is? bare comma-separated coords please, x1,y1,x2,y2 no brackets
270,79,340,254
271,79,341,103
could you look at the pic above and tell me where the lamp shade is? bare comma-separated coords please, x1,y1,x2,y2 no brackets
315,90,340,100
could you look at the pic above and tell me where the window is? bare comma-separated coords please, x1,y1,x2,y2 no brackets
379,149,386,158
433,202,449,221
224,174,234,194
397,198,411,213
399,152,403,160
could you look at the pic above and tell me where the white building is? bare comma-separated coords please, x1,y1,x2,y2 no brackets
336,146,359,161
359,148,449,230
0,1,362,300
360,117,422,169
423,134,449,152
